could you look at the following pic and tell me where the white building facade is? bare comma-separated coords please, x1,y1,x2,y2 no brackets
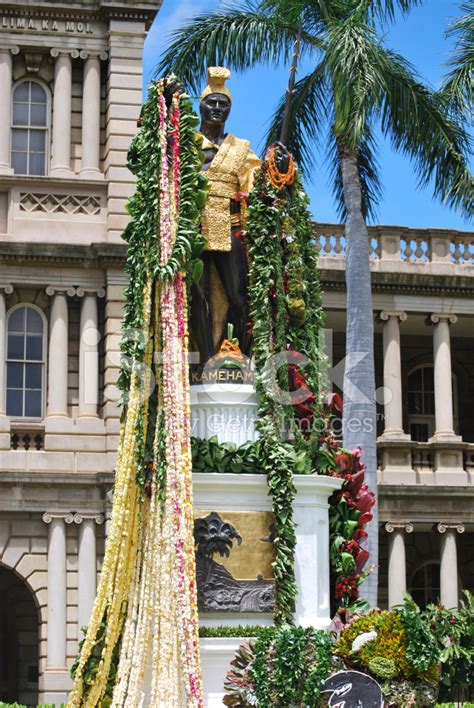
0,0,472,705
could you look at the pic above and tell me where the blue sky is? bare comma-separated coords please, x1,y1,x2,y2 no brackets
143,0,472,230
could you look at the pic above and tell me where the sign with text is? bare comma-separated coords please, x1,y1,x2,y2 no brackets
1,14,100,35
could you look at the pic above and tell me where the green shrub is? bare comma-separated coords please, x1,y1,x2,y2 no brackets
422,591,474,703
199,624,266,638
368,656,398,680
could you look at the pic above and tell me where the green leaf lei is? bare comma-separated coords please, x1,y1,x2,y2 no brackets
245,163,327,624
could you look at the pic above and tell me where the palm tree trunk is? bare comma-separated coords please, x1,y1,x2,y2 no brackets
338,146,378,607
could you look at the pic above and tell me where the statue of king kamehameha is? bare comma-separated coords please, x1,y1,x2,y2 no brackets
191,67,289,364
191,67,260,362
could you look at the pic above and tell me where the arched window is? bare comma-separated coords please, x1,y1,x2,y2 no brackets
407,364,458,441
11,81,48,176
6,306,46,419
409,561,440,609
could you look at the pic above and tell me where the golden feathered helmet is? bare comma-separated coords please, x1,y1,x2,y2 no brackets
200,66,232,103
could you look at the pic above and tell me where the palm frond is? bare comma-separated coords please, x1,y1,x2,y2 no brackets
364,0,423,22
441,1,474,116
259,0,332,27
376,46,473,218
156,3,318,93
264,63,329,175
328,123,382,220
324,15,384,149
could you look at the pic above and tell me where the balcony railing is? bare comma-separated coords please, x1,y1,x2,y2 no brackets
314,224,474,269
378,439,474,477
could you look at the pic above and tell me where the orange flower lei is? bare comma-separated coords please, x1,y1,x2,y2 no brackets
267,145,296,189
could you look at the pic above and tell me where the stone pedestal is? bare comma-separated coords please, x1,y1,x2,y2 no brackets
200,638,244,708
193,472,341,704
190,384,259,445
293,475,342,628
142,384,341,705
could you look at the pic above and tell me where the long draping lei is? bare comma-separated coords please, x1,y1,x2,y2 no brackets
68,81,204,707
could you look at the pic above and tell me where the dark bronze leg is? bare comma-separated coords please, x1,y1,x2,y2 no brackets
212,229,251,356
190,251,215,364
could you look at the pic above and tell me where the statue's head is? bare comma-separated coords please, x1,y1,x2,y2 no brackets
200,67,232,129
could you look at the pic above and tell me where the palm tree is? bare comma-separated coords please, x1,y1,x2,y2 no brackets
158,0,473,605
441,1,473,118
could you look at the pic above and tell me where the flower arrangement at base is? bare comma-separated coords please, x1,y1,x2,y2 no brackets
68,78,207,707
334,608,440,707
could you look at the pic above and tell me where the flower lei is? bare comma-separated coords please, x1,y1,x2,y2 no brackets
266,144,296,189
68,79,205,707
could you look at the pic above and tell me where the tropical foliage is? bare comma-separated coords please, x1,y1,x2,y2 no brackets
158,0,472,219
422,591,474,703
223,625,333,707
327,447,376,609
441,1,473,118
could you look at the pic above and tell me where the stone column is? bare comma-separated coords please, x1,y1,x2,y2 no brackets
0,285,13,449
74,513,104,638
0,46,19,175
0,284,13,416
77,289,104,418
437,523,464,608
79,51,107,179
42,512,74,667
46,287,74,418
50,49,78,177
379,311,409,439
385,522,413,608
429,314,459,440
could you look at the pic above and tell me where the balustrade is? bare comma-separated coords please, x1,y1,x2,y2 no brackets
10,429,44,450
377,440,474,474
314,224,473,268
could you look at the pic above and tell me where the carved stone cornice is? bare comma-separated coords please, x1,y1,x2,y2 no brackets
385,522,414,534
42,511,75,524
437,522,465,534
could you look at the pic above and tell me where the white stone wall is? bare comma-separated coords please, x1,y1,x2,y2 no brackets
105,20,147,242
